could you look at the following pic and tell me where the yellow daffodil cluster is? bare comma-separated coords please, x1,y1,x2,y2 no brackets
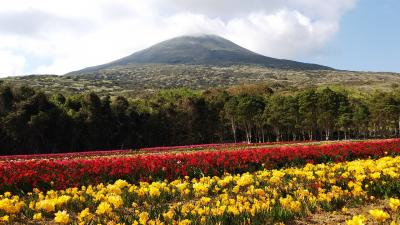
0,194,24,214
347,215,367,225
346,198,400,225
54,210,70,224
0,156,400,224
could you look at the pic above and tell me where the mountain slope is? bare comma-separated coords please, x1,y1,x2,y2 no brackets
6,64,399,98
69,35,332,74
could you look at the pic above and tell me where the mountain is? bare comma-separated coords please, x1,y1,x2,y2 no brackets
69,34,331,74
8,35,400,97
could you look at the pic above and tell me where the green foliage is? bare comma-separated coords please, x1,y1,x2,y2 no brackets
0,82,399,155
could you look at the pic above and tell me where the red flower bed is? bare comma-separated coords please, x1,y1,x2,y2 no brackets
0,149,133,161
139,140,313,152
1,139,399,191
0,140,312,161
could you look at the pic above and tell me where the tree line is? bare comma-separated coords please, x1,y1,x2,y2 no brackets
0,83,399,155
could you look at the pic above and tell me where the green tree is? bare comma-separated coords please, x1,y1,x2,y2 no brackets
236,94,265,143
297,89,318,140
317,88,342,140
223,96,239,143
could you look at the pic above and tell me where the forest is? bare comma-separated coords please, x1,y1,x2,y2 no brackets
0,82,399,155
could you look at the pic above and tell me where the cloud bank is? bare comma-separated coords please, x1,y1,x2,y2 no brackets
0,0,356,77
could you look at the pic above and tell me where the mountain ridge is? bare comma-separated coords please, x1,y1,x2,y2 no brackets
68,34,332,74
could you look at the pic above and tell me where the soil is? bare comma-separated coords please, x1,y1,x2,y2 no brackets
293,199,389,225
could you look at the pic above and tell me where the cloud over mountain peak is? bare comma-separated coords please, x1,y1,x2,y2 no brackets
0,0,356,76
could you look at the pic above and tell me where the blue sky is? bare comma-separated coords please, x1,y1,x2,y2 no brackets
0,0,399,76
302,0,400,72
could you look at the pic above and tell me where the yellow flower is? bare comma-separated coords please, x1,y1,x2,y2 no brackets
139,212,149,225
270,170,285,184
192,183,209,197
114,179,129,189
389,198,400,211
149,186,161,198
35,199,56,213
370,172,381,180
232,185,240,194
279,195,301,212
0,215,9,222
236,173,254,187
369,209,390,222
107,194,123,208
78,208,92,221
200,197,211,205
96,202,112,215
346,215,365,225
183,188,190,196
29,201,35,209
56,195,71,206
178,219,191,225
0,198,25,214
33,212,42,221
289,201,302,212
163,210,174,220
227,205,239,215
54,210,69,224
254,188,265,196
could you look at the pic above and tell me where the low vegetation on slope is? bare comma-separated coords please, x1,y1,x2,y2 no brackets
1,64,400,96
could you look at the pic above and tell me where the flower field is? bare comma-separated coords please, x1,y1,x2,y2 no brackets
1,153,400,224
0,140,312,161
1,139,400,192
0,141,312,162
1,139,400,224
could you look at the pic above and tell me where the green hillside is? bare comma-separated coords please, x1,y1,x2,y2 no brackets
2,64,399,97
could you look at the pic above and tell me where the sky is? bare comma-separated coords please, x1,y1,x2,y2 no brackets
0,0,399,77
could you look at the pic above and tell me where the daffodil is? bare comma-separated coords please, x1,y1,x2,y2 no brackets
33,212,42,221
54,210,69,224
96,202,112,215
389,198,400,211
346,215,365,225
369,209,390,222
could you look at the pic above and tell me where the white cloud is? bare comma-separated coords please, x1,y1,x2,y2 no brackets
0,0,356,77
0,50,26,76
224,10,339,58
